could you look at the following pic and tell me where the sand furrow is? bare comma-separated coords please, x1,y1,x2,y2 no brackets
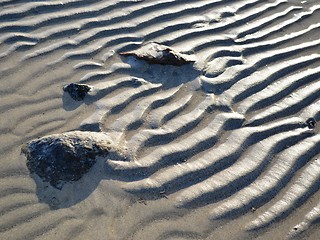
289,200,320,238
210,134,320,219
146,87,194,128
118,95,215,161
119,112,242,177
236,5,320,43
246,80,320,126
247,158,320,230
237,63,320,114
110,86,182,133
174,119,309,205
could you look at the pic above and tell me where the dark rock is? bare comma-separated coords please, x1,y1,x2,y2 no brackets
120,42,195,66
306,117,316,129
63,83,91,101
22,131,113,189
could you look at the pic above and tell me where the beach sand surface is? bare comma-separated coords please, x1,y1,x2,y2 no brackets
1,0,320,239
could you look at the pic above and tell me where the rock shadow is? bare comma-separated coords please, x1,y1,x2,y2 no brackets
30,152,124,210
121,55,201,89
22,131,121,209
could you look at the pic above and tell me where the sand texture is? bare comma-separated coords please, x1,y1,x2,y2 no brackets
1,0,320,239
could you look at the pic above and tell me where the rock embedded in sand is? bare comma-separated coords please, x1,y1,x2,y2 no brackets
120,42,194,66
63,83,91,101
22,131,112,189
306,117,316,129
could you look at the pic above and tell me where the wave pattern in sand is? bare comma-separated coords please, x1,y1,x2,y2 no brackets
1,0,320,239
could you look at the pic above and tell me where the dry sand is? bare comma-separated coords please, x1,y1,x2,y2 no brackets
1,0,320,239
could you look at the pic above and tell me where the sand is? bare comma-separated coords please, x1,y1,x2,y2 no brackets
1,0,320,239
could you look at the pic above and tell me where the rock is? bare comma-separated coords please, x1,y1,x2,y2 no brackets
306,117,316,129
63,83,91,101
120,42,194,66
22,131,113,189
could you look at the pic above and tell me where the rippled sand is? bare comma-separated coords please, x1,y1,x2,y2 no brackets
1,0,320,239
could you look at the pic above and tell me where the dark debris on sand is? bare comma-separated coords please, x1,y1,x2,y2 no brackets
120,42,194,66
22,131,112,189
63,83,91,101
306,117,316,129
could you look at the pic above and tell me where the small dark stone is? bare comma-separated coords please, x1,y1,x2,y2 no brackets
206,105,215,113
120,42,195,66
22,131,112,189
63,83,91,101
306,117,316,129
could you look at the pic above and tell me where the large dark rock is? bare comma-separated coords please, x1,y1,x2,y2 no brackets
22,131,113,189
120,42,194,66
63,83,91,101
